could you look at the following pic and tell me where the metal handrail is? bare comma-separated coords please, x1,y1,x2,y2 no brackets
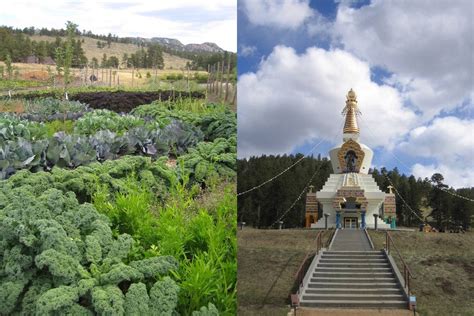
385,231,415,297
325,228,336,248
294,231,323,296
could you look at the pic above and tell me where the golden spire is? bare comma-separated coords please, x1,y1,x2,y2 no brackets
342,88,361,134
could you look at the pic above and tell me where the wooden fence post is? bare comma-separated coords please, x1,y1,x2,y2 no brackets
225,56,231,102
219,61,224,100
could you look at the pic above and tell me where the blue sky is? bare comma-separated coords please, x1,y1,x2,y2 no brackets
237,0,473,188
0,0,237,51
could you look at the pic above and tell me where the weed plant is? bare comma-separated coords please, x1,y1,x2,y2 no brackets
92,170,237,315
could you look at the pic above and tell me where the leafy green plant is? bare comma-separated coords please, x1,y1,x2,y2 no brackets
179,137,237,183
92,170,237,315
74,109,145,135
0,186,180,315
23,98,88,117
197,111,236,141
0,114,48,141
45,120,75,137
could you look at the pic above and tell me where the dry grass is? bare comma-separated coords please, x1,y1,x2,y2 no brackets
237,228,333,315
369,230,474,316
30,35,190,70
0,99,25,112
0,62,206,89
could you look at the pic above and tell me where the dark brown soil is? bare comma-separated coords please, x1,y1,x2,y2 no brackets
15,90,205,112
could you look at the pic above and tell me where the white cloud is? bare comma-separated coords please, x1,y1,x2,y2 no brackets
238,45,417,158
241,0,313,29
333,0,473,119
412,163,474,189
240,45,257,57
400,116,474,188
0,0,237,51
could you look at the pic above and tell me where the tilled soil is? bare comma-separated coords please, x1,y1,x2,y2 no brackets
15,90,205,112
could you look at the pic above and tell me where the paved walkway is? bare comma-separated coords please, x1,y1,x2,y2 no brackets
330,229,373,251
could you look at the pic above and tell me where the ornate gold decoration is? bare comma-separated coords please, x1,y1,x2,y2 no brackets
342,88,361,134
337,139,365,173
332,187,368,210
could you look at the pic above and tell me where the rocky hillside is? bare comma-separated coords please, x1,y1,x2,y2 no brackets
148,37,224,53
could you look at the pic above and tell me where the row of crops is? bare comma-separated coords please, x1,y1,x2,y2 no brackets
0,94,237,315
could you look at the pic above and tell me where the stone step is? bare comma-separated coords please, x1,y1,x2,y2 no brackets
314,267,392,273
300,299,408,308
310,277,396,284
323,251,381,254
318,262,390,268
320,258,388,263
302,294,405,301
305,288,403,295
322,254,385,259
308,282,399,289
313,272,393,278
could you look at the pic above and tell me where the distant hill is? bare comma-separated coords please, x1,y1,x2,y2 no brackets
30,35,191,70
148,38,224,53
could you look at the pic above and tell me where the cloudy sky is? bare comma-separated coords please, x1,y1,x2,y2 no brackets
238,0,473,188
0,0,237,51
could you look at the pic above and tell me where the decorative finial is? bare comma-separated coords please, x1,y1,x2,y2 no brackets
342,88,361,134
308,185,314,193
387,185,394,194
347,88,357,102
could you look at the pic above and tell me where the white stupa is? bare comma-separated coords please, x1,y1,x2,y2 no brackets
305,89,396,229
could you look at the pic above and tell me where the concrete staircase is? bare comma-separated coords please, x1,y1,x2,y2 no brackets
297,230,408,309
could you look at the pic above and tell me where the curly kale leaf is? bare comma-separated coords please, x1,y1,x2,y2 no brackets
124,282,150,316
104,234,134,264
91,285,125,315
149,276,180,316
35,285,79,315
35,249,88,284
99,263,143,285
192,303,220,316
2,245,33,279
85,235,102,264
129,255,178,278
0,280,25,315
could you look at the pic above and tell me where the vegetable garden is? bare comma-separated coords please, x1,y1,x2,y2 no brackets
0,92,237,315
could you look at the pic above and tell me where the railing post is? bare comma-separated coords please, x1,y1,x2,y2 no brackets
408,273,411,295
404,265,407,288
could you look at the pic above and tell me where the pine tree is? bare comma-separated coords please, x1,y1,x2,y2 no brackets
101,53,108,68
5,53,13,79
429,173,451,230
63,21,78,87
